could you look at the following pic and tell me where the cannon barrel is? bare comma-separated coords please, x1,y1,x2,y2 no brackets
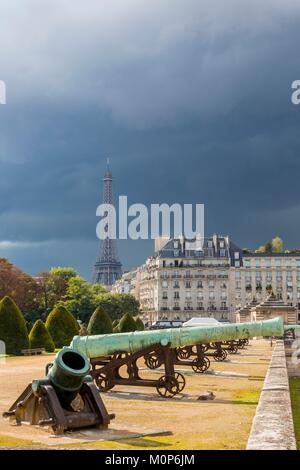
70,317,284,359
34,347,91,409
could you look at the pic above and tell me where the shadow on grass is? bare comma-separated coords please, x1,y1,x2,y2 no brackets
112,437,172,448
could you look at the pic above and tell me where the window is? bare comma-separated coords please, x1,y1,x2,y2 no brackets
208,281,214,288
197,291,203,299
245,272,251,281
220,249,226,257
235,271,241,279
276,259,281,267
256,259,261,268
235,261,240,267
219,241,224,248
244,259,251,268
174,241,179,249
162,280,168,288
174,292,180,299
173,281,179,288
197,281,203,288
186,292,191,299
174,250,179,257
221,292,227,299
185,281,191,288
162,291,168,299
234,252,240,260
209,291,215,299
236,281,241,289
265,259,271,268
208,240,213,248
296,259,300,269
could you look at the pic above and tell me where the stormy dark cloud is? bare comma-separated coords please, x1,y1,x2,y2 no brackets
1,0,300,279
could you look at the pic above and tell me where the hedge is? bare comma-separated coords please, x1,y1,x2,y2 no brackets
0,296,29,354
135,317,144,331
45,305,79,348
118,313,137,333
29,319,55,352
87,306,113,335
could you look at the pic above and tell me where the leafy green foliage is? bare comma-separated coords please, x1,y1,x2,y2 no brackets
49,267,78,282
45,305,79,348
0,296,29,354
87,307,113,335
59,276,107,323
135,317,144,331
118,313,137,333
94,293,140,322
29,319,55,352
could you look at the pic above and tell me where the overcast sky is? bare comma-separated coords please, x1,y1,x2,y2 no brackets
1,0,300,279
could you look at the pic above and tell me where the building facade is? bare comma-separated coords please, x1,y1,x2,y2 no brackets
113,234,300,325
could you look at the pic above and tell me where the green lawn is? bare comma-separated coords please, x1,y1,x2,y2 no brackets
289,377,300,449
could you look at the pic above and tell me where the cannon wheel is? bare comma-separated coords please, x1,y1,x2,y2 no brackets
228,344,239,354
213,349,227,362
95,372,113,392
174,372,186,392
191,356,210,373
243,339,249,347
144,353,162,370
176,348,190,360
156,373,185,398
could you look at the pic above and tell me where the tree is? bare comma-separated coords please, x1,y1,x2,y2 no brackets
60,276,101,323
271,236,283,253
45,305,79,348
118,313,137,333
49,267,77,282
29,320,55,352
0,258,40,317
0,296,29,354
255,245,267,253
87,307,113,335
35,271,68,316
135,317,144,331
95,293,140,322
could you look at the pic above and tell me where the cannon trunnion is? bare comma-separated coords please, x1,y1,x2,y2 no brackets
3,347,113,434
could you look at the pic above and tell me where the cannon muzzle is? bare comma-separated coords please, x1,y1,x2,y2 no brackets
41,347,90,409
3,347,112,434
70,317,285,359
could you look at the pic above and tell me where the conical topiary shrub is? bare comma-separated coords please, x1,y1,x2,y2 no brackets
118,313,137,333
112,319,119,328
45,305,79,348
135,317,144,331
0,296,29,354
29,320,55,352
87,307,113,335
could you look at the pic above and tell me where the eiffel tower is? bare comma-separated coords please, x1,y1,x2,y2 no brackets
92,159,122,288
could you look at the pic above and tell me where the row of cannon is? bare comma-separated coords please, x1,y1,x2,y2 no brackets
90,338,249,399
3,317,296,434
